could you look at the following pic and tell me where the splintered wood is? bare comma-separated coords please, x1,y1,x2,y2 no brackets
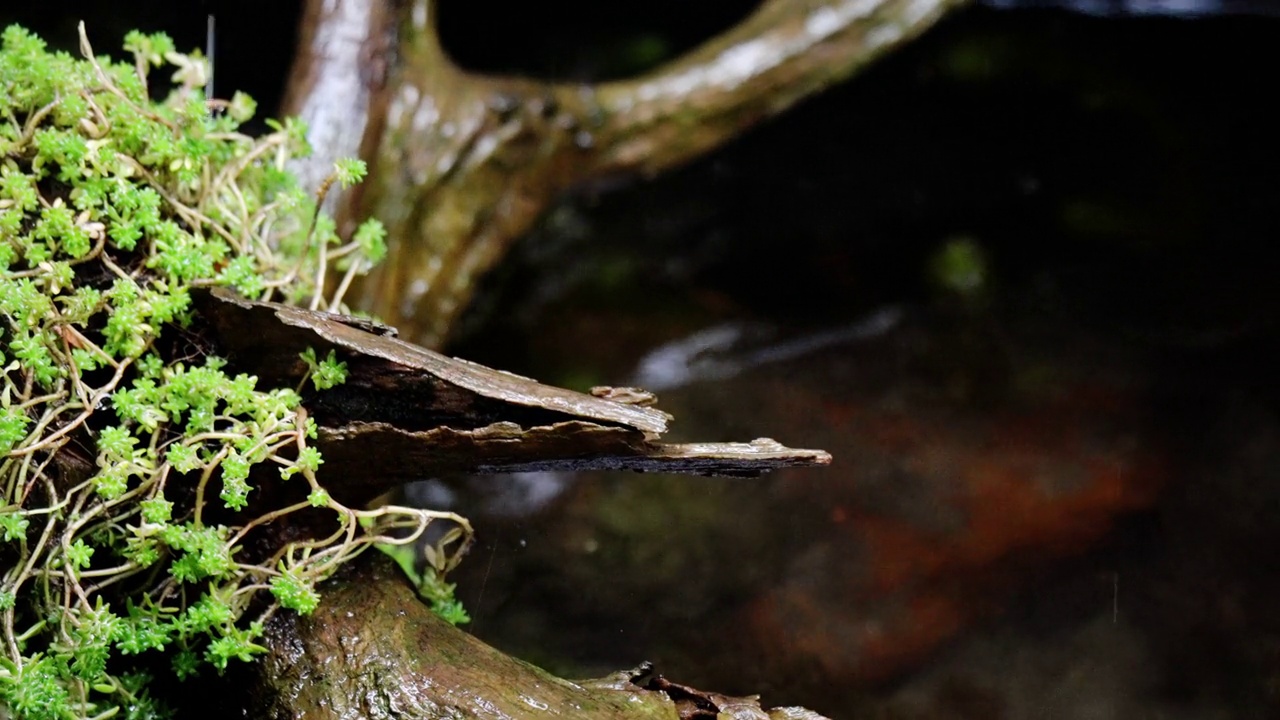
193,287,829,505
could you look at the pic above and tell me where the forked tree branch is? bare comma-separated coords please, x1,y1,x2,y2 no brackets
285,0,968,347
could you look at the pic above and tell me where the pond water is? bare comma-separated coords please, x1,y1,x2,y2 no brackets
438,6,1280,718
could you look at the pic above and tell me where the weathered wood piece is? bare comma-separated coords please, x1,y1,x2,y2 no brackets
250,555,833,720
320,423,832,483
193,287,670,434
193,288,830,504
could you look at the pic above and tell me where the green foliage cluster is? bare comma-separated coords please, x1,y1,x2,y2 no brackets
0,24,470,720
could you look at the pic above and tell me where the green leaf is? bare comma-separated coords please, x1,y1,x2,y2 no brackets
306,488,330,507
92,464,129,500
166,443,202,474
66,538,95,570
1,654,73,720
333,157,367,188
140,497,172,524
0,510,30,542
300,347,347,390
171,648,201,680
227,91,257,123
203,622,265,671
269,570,320,614
0,405,30,455
98,425,138,461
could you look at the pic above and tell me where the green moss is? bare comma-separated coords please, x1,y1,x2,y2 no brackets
0,23,467,720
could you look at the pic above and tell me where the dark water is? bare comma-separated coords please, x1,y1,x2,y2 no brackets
439,5,1280,719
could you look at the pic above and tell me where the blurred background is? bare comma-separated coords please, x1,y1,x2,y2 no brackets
6,1,1280,716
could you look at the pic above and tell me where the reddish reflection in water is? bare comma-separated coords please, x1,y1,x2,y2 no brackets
440,312,1178,715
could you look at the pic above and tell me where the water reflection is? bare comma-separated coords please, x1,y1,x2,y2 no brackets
631,307,904,392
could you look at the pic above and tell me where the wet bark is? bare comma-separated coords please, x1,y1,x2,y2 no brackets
284,0,970,347
250,553,830,720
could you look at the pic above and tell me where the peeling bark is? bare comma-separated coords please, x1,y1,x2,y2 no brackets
284,0,970,346
194,287,829,506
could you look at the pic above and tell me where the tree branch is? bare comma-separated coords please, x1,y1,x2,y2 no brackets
592,0,969,176
282,0,397,221
286,0,968,347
